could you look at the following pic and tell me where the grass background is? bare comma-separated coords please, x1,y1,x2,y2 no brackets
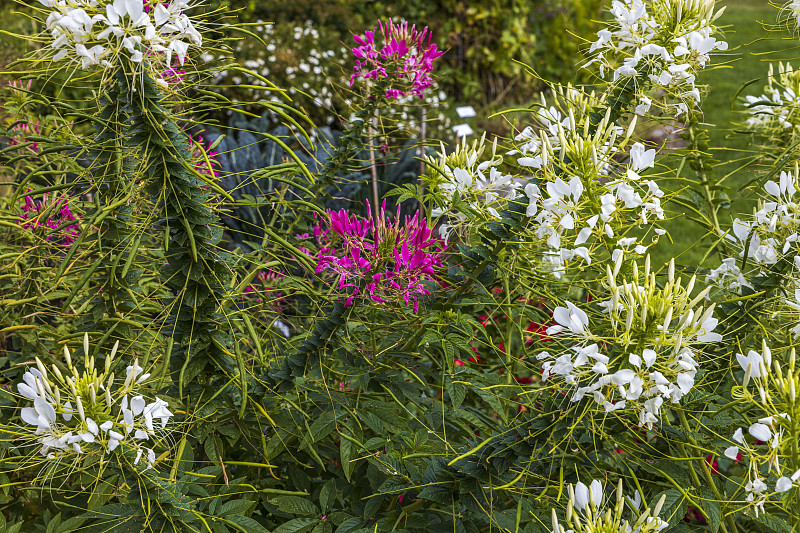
652,0,800,269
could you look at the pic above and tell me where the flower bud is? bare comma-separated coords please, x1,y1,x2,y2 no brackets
76,396,85,421
688,286,711,309
668,258,675,282
35,378,47,399
613,249,624,276
51,364,64,382
63,345,72,368
743,363,752,388
653,493,666,517
685,274,696,296
673,332,683,355
83,332,90,358
627,115,638,139
35,358,48,380
696,304,715,329
662,306,673,332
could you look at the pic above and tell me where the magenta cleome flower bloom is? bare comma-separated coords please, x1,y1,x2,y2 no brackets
351,20,443,99
315,200,444,311
19,192,80,245
188,135,220,178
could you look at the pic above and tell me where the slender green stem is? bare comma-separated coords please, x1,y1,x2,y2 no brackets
678,410,739,533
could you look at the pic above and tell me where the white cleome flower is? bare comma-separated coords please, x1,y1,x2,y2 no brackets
40,0,203,76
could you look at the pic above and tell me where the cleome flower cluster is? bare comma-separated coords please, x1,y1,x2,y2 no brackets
583,0,728,118
549,478,668,533
314,201,444,312
39,0,202,80
19,192,81,245
16,334,173,469
423,134,520,240
709,168,800,308
509,92,667,276
721,343,800,516
743,62,800,143
538,256,722,428
350,19,443,99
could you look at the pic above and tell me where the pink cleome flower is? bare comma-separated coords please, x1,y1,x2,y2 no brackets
188,135,221,178
314,200,445,312
19,192,80,245
351,20,443,99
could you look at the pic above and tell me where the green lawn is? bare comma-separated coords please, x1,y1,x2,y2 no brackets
651,0,800,269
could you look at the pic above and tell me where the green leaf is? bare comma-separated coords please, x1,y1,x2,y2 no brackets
335,517,363,533
269,495,320,516
272,517,319,533
308,411,337,443
340,438,354,482
442,339,455,373
703,499,721,533
45,512,62,533
218,499,255,517
446,378,467,410
319,479,336,513
225,515,271,533
650,489,685,527
751,513,794,533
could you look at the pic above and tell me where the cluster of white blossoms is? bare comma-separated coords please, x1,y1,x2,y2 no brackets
511,98,666,275
785,0,800,30
710,168,800,333
744,63,800,133
425,135,521,240
722,343,800,516
549,479,668,533
725,170,800,267
40,0,202,79
539,257,722,428
16,334,173,469
584,0,727,118
704,257,751,295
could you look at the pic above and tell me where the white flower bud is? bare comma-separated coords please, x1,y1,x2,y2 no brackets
76,396,85,421
35,358,48,381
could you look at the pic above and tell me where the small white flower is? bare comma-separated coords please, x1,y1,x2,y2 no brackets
776,477,793,493
548,302,590,336
724,446,739,460
629,142,656,171
749,423,772,442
